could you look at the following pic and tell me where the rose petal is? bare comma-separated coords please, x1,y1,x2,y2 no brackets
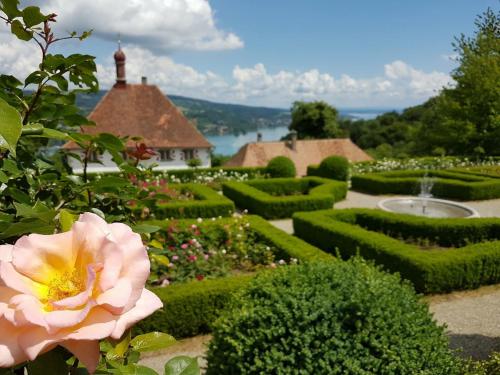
11,232,74,284
0,245,13,262
0,318,29,367
110,288,163,339
96,278,132,314
107,223,150,310
0,262,47,296
60,340,100,374
4,294,48,330
19,307,116,361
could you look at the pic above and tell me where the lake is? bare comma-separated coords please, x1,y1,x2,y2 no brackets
207,110,387,155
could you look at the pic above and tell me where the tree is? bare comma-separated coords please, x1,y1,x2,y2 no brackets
289,101,342,139
414,8,500,156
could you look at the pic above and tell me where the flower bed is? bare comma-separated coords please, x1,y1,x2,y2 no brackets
293,208,500,293
147,215,299,286
129,182,235,219
352,156,500,175
351,169,500,200
135,215,331,338
222,177,347,219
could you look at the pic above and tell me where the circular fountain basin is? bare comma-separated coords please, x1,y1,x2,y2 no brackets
378,197,480,218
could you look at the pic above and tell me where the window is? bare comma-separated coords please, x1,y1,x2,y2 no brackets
182,149,197,161
159,149,175,161
88,151,100,163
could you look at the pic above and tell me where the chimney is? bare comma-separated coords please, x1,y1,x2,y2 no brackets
290,130,297,151
114,39,126,87
257,132,262,142
141,76,148,85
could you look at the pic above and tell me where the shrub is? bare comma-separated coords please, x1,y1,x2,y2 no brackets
222,177,347,219
206,259,460,375
135,215,331,338
266,156,296,178
293,209,500,293
351,170,500,200
130,183,235,219
313,155,350,181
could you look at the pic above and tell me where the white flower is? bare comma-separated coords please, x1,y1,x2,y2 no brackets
197,218,203,223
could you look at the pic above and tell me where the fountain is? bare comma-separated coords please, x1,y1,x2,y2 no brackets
377,173,479,218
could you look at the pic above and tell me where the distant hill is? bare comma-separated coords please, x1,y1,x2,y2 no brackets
76,91,393,135
76,91,291,136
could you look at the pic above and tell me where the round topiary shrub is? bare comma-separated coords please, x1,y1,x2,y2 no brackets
266,156,296,178
206,259,460,375
319,155,350,181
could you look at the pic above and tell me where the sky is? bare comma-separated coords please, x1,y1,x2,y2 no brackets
0,0,498,109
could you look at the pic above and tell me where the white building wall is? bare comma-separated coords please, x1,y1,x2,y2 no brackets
68,148,211,174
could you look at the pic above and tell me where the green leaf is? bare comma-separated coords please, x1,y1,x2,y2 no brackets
26,348,68,375
50,74,69,91
27,127,69,141
0,97,22,155
11,19,33,41
96,133,125,151
151,254,170,267
132,224,161,234
0,0,21,19
105,330,131,361
0,218,55,240
59,209,77,232
21,122,44,135
107,364,158,375
22,6,46,27
25,70,49,86
130,332,176,353
14,201,56,223
164,356,200,375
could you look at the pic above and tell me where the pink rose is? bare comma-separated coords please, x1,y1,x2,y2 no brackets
181,243,189,250
0,213,162,372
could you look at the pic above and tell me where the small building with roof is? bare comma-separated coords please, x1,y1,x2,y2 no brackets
224,132,372,176
65,44,212,173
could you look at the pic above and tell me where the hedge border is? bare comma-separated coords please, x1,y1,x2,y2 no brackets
351,169,500,200
222,177,348,219
136,215,331,338
293,208,500,293
131,183,235,219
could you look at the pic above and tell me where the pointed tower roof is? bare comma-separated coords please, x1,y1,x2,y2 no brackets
63,47,212,150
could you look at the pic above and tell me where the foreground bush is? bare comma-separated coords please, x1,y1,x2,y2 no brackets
266,156,296,177
206,259,460,375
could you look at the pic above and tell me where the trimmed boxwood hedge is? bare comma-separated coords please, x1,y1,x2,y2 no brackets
131,183,235,219
351,170,500,200
293,208,500,293
136,215,332,338
222,177,348,219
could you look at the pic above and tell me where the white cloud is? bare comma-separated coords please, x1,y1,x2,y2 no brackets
0,33,40,79
36,0,243,52
223,60,452,107
97,46,229,99
95,49,453,107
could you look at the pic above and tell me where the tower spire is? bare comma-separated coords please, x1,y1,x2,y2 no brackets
114,34,126,87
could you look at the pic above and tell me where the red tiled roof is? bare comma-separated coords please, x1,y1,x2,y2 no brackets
64,84,212,149
225,138,372,176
